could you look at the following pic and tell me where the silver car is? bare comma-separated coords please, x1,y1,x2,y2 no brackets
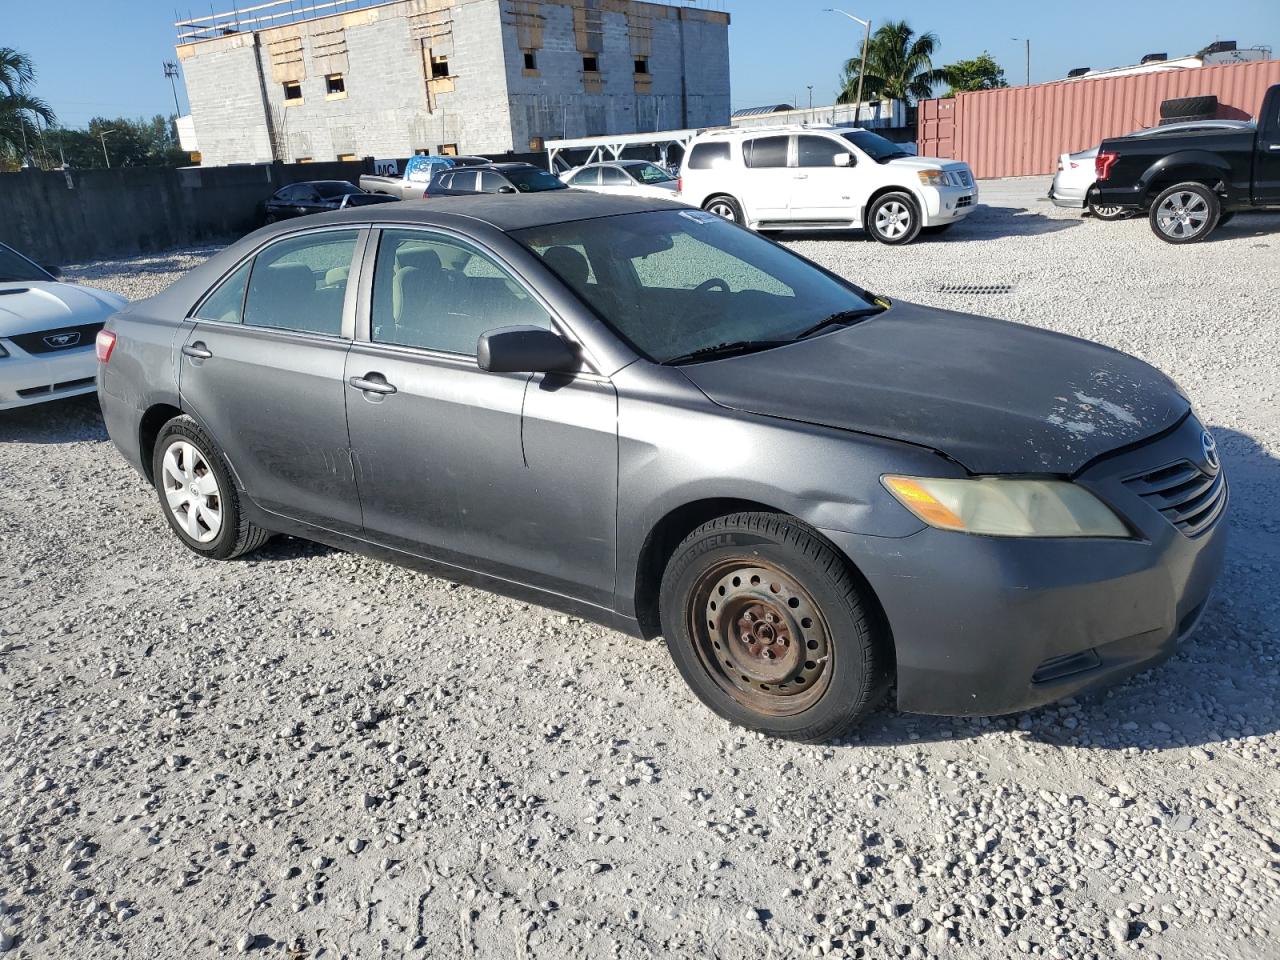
97,194,1226,741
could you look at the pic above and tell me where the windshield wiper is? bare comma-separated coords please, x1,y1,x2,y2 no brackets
794,306,885,340
661,339,791,365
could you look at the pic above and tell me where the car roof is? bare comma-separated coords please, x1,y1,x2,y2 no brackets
251,191,684,234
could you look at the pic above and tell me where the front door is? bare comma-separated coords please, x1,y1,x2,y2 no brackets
344,227,619,606
1255,98,1280,203
179,228,364,532
788,134,862,223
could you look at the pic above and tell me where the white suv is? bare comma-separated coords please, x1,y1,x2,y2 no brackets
678,126,977,244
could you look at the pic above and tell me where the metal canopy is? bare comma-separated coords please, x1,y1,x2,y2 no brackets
545,128,709,171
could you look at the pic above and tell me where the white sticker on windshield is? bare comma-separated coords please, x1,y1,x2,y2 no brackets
679,210,718,224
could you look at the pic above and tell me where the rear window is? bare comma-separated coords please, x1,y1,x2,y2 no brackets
502,167,567,192
744,136,789,169
687,142,730,170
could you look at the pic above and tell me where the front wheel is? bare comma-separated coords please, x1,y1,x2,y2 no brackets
867,192,922,245
659,513,891,742
1150,182,1220,244
152,416,271,560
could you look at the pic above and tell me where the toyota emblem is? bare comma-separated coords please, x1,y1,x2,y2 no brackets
1201,431,1220,474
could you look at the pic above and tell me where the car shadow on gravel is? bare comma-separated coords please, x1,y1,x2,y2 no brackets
782,205,1081,244
853,425,1279,754
0,395,107,444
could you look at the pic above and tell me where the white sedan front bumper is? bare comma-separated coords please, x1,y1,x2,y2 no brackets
0,341,99,410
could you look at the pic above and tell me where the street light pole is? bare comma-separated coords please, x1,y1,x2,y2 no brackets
826,9,872,127
807,85,813,110
99,129,116,169
1012,37,1031,86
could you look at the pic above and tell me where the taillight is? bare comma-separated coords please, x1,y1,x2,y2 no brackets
676,176,683,194
1095,151,1118,181
95,329,117,364
422,190,430,199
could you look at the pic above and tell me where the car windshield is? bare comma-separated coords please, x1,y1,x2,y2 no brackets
514,210,882,364
315,181,360,198
503,167,568,192
0,243,52,283
842,131,910,163
628,162,675,184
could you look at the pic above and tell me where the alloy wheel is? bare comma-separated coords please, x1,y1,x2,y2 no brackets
706,200,737,221
875,200,912,239
688,559,832,717
161,440,223,543
1156,192,1210,239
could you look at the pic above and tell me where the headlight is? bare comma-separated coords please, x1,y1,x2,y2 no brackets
917,170,946,187
883,476,1129,538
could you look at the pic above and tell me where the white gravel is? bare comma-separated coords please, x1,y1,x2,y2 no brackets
1,179,1277,959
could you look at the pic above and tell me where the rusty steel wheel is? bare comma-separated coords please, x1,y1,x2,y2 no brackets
660,512,890,742
690,560,832,716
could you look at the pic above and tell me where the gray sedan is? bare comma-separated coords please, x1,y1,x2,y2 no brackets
96,193,1226,741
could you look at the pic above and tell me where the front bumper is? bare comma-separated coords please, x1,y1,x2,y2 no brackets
0,343,98,410
824,415,1228,716
920,184,978,225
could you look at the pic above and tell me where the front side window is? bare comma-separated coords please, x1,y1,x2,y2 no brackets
797,136,850,168
371,230,551,355
515,211,878,364
242,231,359,336
600,166,630,186
630,162,675,184
744,136,789,169
194,260,252,324
478,171,509,192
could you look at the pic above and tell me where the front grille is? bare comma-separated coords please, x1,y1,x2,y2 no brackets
956,195,973,208
8,321,103,355
1123,460,1227,537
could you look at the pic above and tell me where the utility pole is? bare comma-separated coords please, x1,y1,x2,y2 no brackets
163,61,183,115
99,129,117,169
1012,37,1031,86
826,9,872,127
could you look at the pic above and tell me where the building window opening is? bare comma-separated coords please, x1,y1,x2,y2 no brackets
431,55,450,79
325,73,346,96
582,55,599,73
438,143,458,156
283,80,303,103
634,58,649,75
524,50,538,70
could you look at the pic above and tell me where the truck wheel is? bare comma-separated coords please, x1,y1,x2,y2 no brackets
1149,182,1220,244
659,512,891,742
867,192,922,245
703,195,744,225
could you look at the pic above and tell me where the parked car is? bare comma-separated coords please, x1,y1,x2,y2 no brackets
1,242,126,410
677,125,976,244
1049,120,1256,220
1093,82,1279,243
262,181,397,223
560,160,682,200
359,155,489,200
97,193,1225,742
426,162,568,196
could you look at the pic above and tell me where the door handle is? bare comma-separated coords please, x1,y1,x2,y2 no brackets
1268,143,1280,152
349,374,397,396
182,342,212,360
793,174,809,180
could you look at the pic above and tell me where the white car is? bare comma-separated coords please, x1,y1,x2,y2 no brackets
1050,119,1255,220
561,160,683,200
0,243,127,411
677,125,976,244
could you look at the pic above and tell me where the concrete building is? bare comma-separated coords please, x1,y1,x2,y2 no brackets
176,0,731,167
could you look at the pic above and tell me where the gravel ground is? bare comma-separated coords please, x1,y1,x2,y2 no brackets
2,180,1278,959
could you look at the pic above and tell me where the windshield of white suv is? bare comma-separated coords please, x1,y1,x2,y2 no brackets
0,244,53,283
842,131,911,163
515,210,883,364
628,162,675,184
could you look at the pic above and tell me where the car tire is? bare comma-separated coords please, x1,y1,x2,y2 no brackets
702,195,744,225
866,192,922,245
1159,95,1217,120
1149,182,1220,244
151,416,271,561
1087,201,1127,221
659,512,891,742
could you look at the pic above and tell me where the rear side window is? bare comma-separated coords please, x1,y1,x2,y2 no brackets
744,136,789,169
449,171,478,192
600,166,630,185
570,168,600,186
687,142,730,170
194,260,252,323
242,230,359,337
371,229,550,355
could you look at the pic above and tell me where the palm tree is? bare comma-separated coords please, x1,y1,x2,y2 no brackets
837,21,947,105
0,47,55,167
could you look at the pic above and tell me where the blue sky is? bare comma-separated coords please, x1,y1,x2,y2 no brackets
6,0,1279,127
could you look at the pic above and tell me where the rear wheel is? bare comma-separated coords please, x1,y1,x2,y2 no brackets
1149,182,1220,244
659,513,890,742
867,192,922,245
703,195,744,225
151,416,271,560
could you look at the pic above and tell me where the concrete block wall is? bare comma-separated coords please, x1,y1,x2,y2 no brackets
181,36,276,167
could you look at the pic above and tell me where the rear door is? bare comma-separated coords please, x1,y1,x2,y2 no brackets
789,134,860,222
179,227,365,532
741,135,792,220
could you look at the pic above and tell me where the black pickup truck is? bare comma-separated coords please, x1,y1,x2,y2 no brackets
1092,82,1280,243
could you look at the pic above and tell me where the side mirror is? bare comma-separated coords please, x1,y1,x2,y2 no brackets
477,326,577,374
834,153,854,168
498,185,518,194
42,264,62,279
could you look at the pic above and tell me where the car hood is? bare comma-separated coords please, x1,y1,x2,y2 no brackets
885,155,968,172
0,281,127,338
678,302,1189,475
